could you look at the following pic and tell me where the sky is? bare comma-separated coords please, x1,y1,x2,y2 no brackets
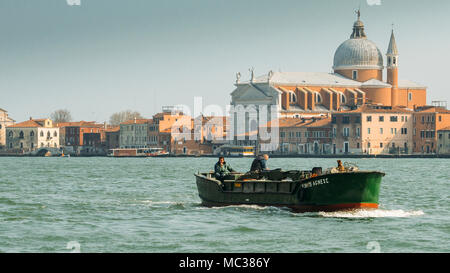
1,0,449,123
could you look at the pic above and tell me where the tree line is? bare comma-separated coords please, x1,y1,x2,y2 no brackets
50,109,143,126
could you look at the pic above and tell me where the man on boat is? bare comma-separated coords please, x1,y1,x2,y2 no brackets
214,156,236,182
250,154,269,172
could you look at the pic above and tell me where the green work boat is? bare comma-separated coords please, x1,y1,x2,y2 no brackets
195,164,384,212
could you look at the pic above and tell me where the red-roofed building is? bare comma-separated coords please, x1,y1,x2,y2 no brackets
413,106,450,154
6,118,59,152
57,121,106,154
119,118,151,149
332,104,414,155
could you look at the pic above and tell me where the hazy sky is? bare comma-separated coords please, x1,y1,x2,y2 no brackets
1,0,449,123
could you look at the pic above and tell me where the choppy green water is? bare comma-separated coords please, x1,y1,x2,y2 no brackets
0,157,448,253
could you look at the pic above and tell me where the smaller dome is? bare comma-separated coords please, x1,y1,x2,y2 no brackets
353,20,364,28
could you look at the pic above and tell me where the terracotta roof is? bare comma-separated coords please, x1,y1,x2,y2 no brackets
120,119,151,125
105,126,120,133
415,107,450,114
8,119,45,128
338,104,413,114
56,121,99,128
305,118,332,128
263,117,330,128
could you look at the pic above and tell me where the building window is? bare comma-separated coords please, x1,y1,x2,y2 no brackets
380,128,383,134
343,128,350,137
390,116,398,122
352,70,358,80
290,92,297,103
40,131,44,137
380,143,383,148
343,116,350,124
388,57,392,66
368,128,371,134
340,93,347,104
356,128,360,137
379,116,384,122
366,116,372,122
30,131,35,137
19,131,24,139
315,93,322,104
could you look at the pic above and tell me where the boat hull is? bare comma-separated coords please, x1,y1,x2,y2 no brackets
195,171,383,212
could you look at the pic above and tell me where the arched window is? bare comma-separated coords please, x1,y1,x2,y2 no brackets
340,93,347,104
316,93,322,104
290,92,297,103
47,132,51,139
19,131,24,139
40,131,44,137
54,131,58,137
30,131,35,137
8,131,13,138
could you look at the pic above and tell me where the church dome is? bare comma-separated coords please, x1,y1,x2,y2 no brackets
333,38,384,70
333,12,384,71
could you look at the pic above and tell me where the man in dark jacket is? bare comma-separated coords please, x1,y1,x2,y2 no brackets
214,157,236,182
250,154,269,172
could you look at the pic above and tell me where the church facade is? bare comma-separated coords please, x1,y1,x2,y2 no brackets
230,12,427,149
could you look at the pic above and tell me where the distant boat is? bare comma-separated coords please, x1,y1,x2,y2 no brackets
108,148,168,157
195,162,384,213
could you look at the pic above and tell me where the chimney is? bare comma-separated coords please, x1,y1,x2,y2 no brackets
29,117,32,120
134,117,137,124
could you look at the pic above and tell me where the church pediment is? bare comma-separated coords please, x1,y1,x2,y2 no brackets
232,83,277,103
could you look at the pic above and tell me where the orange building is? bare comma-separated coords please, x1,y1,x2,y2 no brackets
332,105,414,155
413,106,450,154
57,121,105,148
170,115,228,155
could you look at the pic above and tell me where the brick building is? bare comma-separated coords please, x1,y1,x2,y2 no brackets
413,106,450,154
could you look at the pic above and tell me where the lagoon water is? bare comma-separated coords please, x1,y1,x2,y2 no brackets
0,157,448,253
